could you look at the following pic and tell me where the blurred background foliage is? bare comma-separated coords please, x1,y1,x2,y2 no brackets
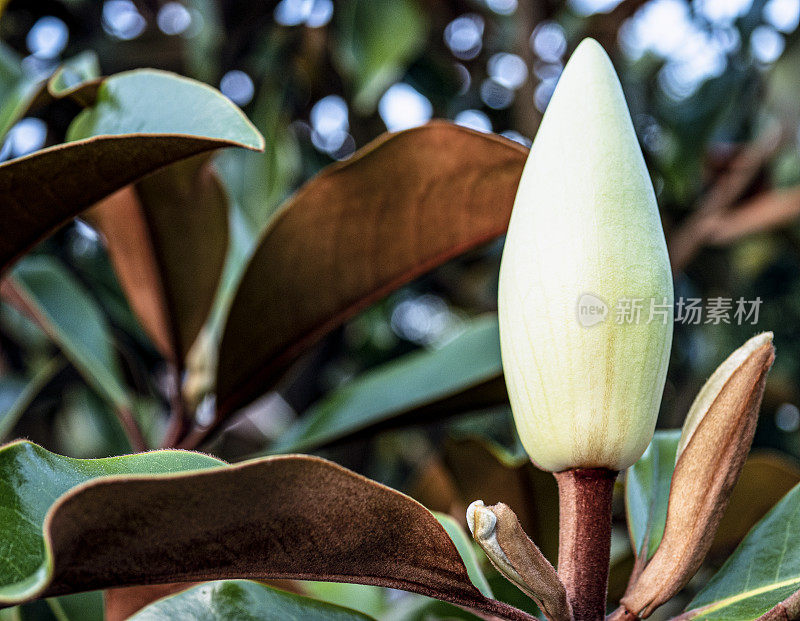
2,0,800,619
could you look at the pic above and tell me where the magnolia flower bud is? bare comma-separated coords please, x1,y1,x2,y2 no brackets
498,39,673,472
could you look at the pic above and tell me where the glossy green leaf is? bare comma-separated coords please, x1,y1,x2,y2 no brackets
333,0,428,112
215,46,301,236
682,482,800,619
130,580,375,620
0,51,101,142
446,407,528,468
302,582,387,619
0,77,40,144
0,357,65,441
67,69,261,145
435,513,493,599
271,316,505,453
0,440,223,603
625,429,681,560
47,51,100,97
54,386,135,458
8,256,130,410
0,42,36,142
0,41,20,89
0,69,263,274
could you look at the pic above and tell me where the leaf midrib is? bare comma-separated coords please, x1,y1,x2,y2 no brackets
695,576,800,617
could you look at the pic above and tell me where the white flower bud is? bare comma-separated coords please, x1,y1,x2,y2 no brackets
498,39,673,472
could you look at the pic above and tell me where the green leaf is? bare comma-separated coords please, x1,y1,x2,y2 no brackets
271,316,505,453
0,68,263,274
683,482,800,619
67,69,261,146
625,429,681,561
302,582,387,619
0,357,65,441
47,51,100,97
435,513,493,599
130,580,375,620
0,440,223,603
0,76,41,144
0,51,101,142
333,0,428,112
54,386,134,458
8,256,130,410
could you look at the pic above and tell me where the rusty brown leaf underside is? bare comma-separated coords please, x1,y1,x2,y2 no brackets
36,455,534,621
215,122,528,428
0,134,255,275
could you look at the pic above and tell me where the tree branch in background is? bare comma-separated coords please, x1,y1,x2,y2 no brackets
668,127,785,272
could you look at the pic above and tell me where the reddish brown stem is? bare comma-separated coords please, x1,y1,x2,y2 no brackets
554,468,617,621
116,405,147,452
160,364,190,448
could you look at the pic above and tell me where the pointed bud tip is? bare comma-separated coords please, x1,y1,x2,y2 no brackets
677,331,774,460
567,38,614,74
747,331,773,348
554,37,620,104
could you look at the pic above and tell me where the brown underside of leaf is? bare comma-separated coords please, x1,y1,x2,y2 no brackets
85,155,229,363
621,342,775,618
0,134,247,275
86,186,174,358
36,455,535,621
213,122,527,428
706,185,800,246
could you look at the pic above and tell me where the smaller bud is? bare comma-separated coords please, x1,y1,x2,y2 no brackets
622,333,775,618
467,500,571,621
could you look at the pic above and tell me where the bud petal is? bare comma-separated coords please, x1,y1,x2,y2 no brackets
498,38,673,472
622,333,775,618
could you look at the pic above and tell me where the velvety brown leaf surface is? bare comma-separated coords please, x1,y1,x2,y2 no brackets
0,135,248,274
40,455,535,621
621,338,775,618
85,155,229,363
214,121,527,425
